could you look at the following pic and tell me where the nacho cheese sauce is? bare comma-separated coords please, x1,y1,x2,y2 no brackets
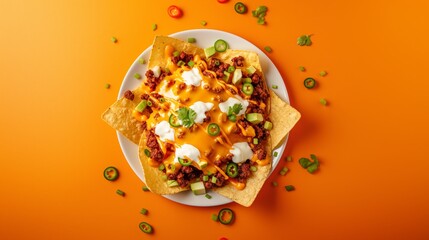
138,45,271,190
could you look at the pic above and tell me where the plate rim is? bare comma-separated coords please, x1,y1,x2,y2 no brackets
116,28,290,207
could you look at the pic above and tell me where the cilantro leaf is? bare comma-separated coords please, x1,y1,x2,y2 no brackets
188,108,196,123
232,103,243,115
227,103,243,122
299,154,320,174
177,108,188,120
252,6,268,25
177,107,196,128
297,35,312,46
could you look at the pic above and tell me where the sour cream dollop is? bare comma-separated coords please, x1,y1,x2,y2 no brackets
229,142,253,164
218,95,249,116
174,144,201,164
181,67,202,86
189,101,214,124
154,120,175,142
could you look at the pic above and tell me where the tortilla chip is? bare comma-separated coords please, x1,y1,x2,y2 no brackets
101,36,205,144
269,90,301,149
101,87,148,144
148,35,205,69
213,140,272,207
217,49,271,112
138,132,188,194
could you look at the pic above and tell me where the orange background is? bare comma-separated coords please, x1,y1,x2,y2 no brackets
1,0,429,239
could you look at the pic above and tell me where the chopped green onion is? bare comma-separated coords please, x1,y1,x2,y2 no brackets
253,138,259,145
188,60,195,67
158,164,165,171
111,37,117,43
307,163,319,173
272,85,278,89
159,97,165,103
152,23,157,31
187,37,196,43
140,208,148,215
250,166,257,172
161,175,167,181
272,181,278,187
211,214,218,221
116,189,125,197
299,66,306,72
280,167,289,176
264,46,272,52
227,65,235,73
286,156,292,162
319,70,328,77
211,176,217,184
299,158,312,168
173,51,180,57
285,185,295,192
205,194,212,199
147,101,152,107
105,83,111,89
134,73,141,79
201,20,207,26
273,151,278,157
138,58,146,64
203,175,209,181
142,186,150,192
320,98,328,106
177,60,185,66
144,149,150,157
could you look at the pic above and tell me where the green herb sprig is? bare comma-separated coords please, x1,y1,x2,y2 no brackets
177,107,197,128
299,154,320,173
227,103,243,122
297,35,313,46
252,6,268,25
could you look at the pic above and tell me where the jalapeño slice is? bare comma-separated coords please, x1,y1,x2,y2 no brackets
207,123,221,136
103,166,119,181
234,2,247,14
304,77,316,89
139,222,153,234
242,82,254,95
226,162,239,178
218,208,235,225
169,114,181,127
214,39,228,52
178,157,192,166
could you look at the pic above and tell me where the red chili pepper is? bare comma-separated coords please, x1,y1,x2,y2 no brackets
167,5,183,18
219,237,228,240
217,0,229,3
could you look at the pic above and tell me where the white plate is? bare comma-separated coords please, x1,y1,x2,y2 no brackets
117,29,290,207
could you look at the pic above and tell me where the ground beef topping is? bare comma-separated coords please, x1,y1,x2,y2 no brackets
124,90,134,100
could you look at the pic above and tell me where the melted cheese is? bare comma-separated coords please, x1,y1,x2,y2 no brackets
141,47,271,190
